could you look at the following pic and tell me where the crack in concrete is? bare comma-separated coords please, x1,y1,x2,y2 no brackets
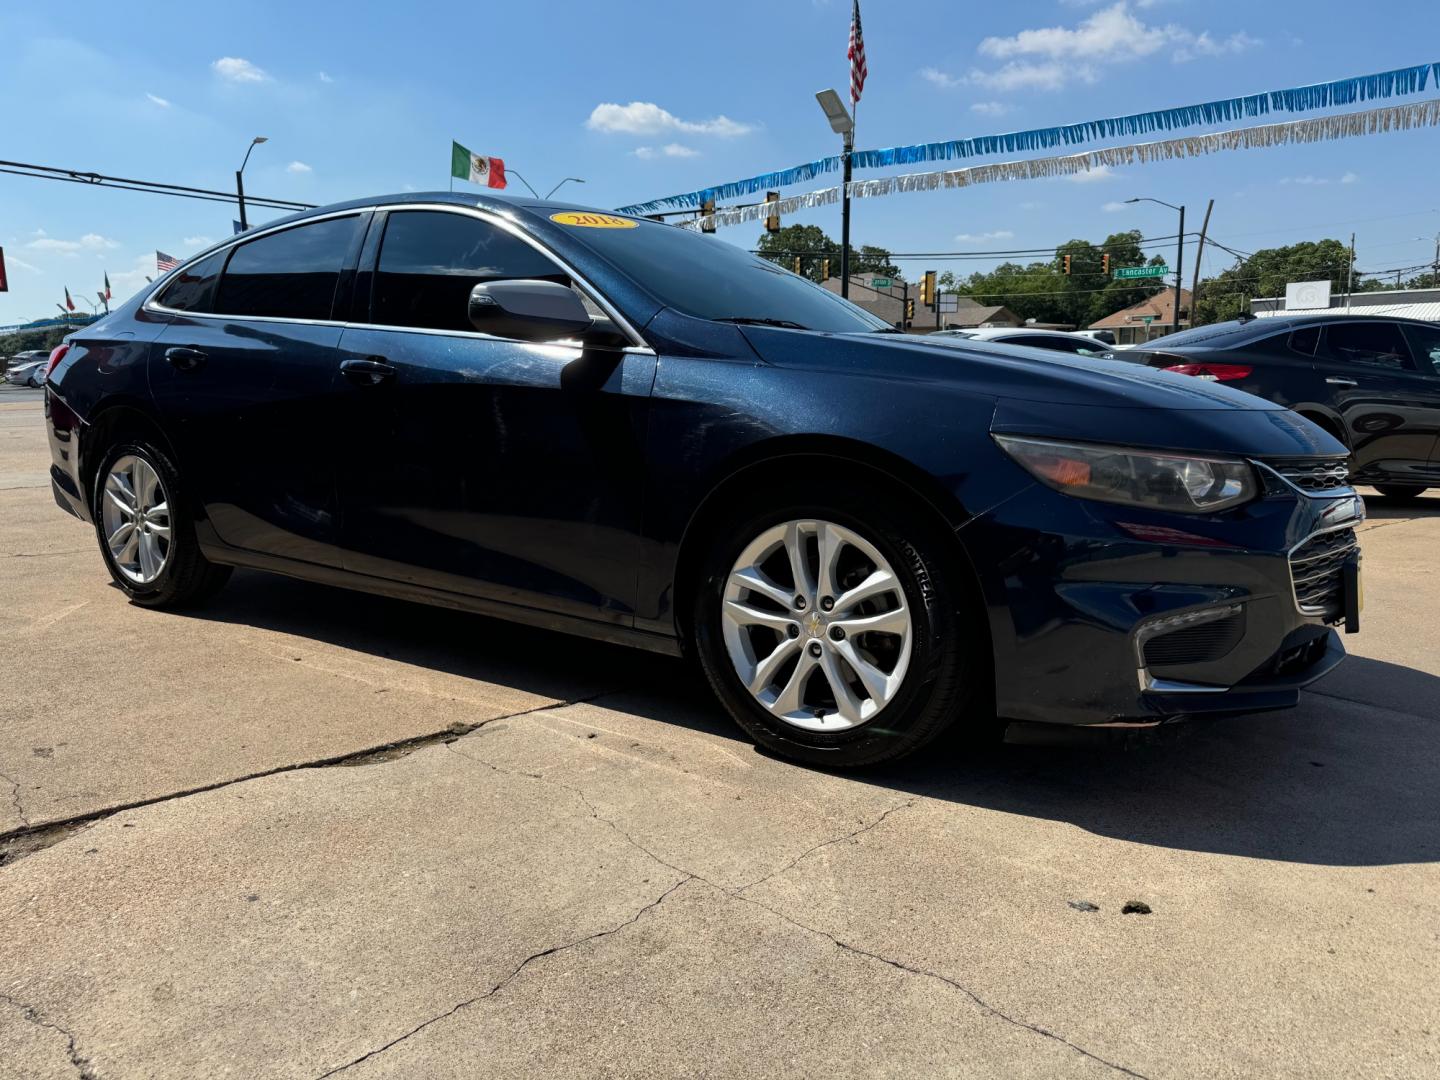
3,549,89,558
0,992,97,1079
312,876,692,1079
441,739,1149,1079
0,771,27,830
0,688,630,851
1304,684,1438,721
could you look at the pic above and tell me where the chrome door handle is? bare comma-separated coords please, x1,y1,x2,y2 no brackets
340,356,396,387
1325,377,1358,387
164,346,207,372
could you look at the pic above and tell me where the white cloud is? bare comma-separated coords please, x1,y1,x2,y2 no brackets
972,4,1258,90
318,71,334,83
212,57,268,83
1280,172,1357,186
587,101,752,137
26,232,119,255
1172,30,1261,62
920,67,964,90
286,160,313,174
632,144,699,160
5,254,42,274
1103,200,1129,212
145,92,171,108
954,230,1015,243
969,101,1013,117
1065,164,1118,183
182,236,213,248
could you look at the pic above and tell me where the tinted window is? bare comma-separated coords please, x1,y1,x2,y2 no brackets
1401,324,1440,375
372,211,566,332
214,216,361,320
556,217,889,333
157,251,224,313
1324,322,1414,370
1288,325,1320,356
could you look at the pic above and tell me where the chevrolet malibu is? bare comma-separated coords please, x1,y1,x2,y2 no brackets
42,194,1364,768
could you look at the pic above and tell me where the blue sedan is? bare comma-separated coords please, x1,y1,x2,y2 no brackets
43,193,1362,767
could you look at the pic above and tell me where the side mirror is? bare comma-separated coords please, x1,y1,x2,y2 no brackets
467,280,593,342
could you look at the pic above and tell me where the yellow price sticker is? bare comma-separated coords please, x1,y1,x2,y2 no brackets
550,212,639,229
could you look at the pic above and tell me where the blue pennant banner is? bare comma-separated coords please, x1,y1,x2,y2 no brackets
616,60,1440,215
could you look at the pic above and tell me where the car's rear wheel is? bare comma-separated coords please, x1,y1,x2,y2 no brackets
93,441,231,607
1373,483,1429,502
693,482,985,768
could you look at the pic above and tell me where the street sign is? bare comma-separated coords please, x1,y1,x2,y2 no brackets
1114,265,1168,280
870,277,892,288
1142,315,1155,325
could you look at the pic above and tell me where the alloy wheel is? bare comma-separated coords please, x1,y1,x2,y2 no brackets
721,519,913,732
101,454,172,584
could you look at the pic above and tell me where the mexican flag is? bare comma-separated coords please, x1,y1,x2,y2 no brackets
451,141,506,189
64,286,75,312
103,271,112,301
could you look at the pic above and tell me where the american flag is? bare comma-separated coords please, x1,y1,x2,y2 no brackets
848,0,867,107
156,250,179,273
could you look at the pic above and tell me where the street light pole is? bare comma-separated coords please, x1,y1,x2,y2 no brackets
815,89,855,300
1126,197,1186,334
235,136,269,232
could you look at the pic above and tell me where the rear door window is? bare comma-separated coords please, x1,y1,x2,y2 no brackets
156,251,225,313
1321,322,1415,371
1401,323,1440,375
371,210,567,333
1287,325,1320,356
214,215,362,321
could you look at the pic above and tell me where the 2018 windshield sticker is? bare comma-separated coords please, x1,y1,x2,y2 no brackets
551,212,638,229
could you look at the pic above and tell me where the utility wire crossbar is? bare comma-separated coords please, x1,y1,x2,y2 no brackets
0,159,316,213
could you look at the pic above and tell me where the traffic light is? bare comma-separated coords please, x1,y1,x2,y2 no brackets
822,258,831,281
701,198,716,234
905,298,916,323
920,270,937,306
1062,254,1072,276
1101,252,1111,275
764,191,781,233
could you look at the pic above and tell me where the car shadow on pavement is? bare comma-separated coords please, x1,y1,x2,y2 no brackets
181,572,1437,868
1359,490,1440,518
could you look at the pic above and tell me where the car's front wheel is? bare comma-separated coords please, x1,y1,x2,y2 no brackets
693,482,986,768
93,440,231,607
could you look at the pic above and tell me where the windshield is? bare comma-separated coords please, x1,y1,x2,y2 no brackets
558,216,891,333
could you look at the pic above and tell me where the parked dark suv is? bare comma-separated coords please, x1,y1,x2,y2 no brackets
1125,316,1440,500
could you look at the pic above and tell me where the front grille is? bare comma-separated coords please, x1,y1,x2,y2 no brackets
1289,528,1358,619
1143,609,1246,668
1267,458,1351,493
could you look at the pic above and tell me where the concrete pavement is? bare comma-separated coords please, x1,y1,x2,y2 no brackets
1,399,1436,1078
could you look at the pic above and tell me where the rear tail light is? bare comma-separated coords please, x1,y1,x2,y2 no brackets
43,343,69,382
1162,362,1252,382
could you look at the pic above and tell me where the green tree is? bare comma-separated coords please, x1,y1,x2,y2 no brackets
1193,239,1355,325
755,227,898,284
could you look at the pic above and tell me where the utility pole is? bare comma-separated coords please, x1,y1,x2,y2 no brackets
1189,198,1214,320
1173,204,1185,333
1346,233,1356,311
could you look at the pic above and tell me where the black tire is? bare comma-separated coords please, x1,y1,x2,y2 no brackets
692,479,986,769
1373,483,1429,502
92,440,231,608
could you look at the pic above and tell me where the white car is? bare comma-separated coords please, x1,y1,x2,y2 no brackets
929,327,1114,357
5,359,46,386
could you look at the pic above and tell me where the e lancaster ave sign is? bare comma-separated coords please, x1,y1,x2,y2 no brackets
1114,264,1168,280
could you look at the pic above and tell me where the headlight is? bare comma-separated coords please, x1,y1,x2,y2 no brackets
993,435,1257,514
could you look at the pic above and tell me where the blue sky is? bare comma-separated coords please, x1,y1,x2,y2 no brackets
4,0,1440,323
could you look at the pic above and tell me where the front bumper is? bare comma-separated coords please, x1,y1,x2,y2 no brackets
961,474,1363,727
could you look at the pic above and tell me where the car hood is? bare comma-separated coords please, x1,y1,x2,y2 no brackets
737,326,1346,459
742,326,1274,411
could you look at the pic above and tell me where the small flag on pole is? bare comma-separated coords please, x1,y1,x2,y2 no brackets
64,286,75,312
156,251,179,273
450,141,507,189
848,0,868,107
103,271,112,301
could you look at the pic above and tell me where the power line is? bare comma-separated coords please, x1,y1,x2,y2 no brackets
0,158,314,213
